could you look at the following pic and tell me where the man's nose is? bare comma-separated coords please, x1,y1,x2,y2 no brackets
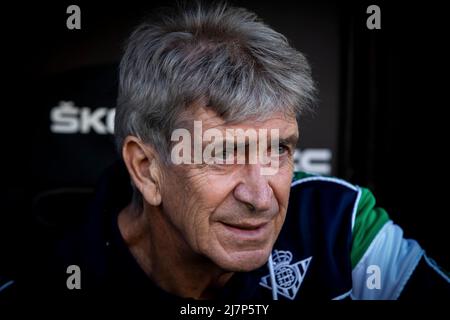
233,164,273,212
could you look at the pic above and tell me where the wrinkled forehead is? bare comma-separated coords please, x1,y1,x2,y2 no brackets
177,104,299,138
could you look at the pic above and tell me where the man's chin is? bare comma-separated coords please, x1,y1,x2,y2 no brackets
216,249,271,272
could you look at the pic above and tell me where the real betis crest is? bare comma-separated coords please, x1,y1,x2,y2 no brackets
259,250,312,300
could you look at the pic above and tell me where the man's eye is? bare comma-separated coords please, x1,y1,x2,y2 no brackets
278,144,289,155
214,149,234,161
220,150,229,160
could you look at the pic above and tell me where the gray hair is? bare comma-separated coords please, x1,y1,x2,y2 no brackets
115,2,316,206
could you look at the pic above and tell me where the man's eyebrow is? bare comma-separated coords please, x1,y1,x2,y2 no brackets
279,134,299,147
200,133,299,147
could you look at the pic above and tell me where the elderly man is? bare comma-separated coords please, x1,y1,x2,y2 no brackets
5,2,448,302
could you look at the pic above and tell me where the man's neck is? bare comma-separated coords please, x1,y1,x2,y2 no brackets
117,204,234,299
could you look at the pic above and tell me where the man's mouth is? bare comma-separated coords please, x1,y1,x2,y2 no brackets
220,221,270,239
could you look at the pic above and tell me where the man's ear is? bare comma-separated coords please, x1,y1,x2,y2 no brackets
122,136,162,206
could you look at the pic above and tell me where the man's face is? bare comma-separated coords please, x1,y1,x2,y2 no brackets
160,108,298,271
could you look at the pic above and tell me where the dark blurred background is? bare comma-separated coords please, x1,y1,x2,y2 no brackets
1,0,449,284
